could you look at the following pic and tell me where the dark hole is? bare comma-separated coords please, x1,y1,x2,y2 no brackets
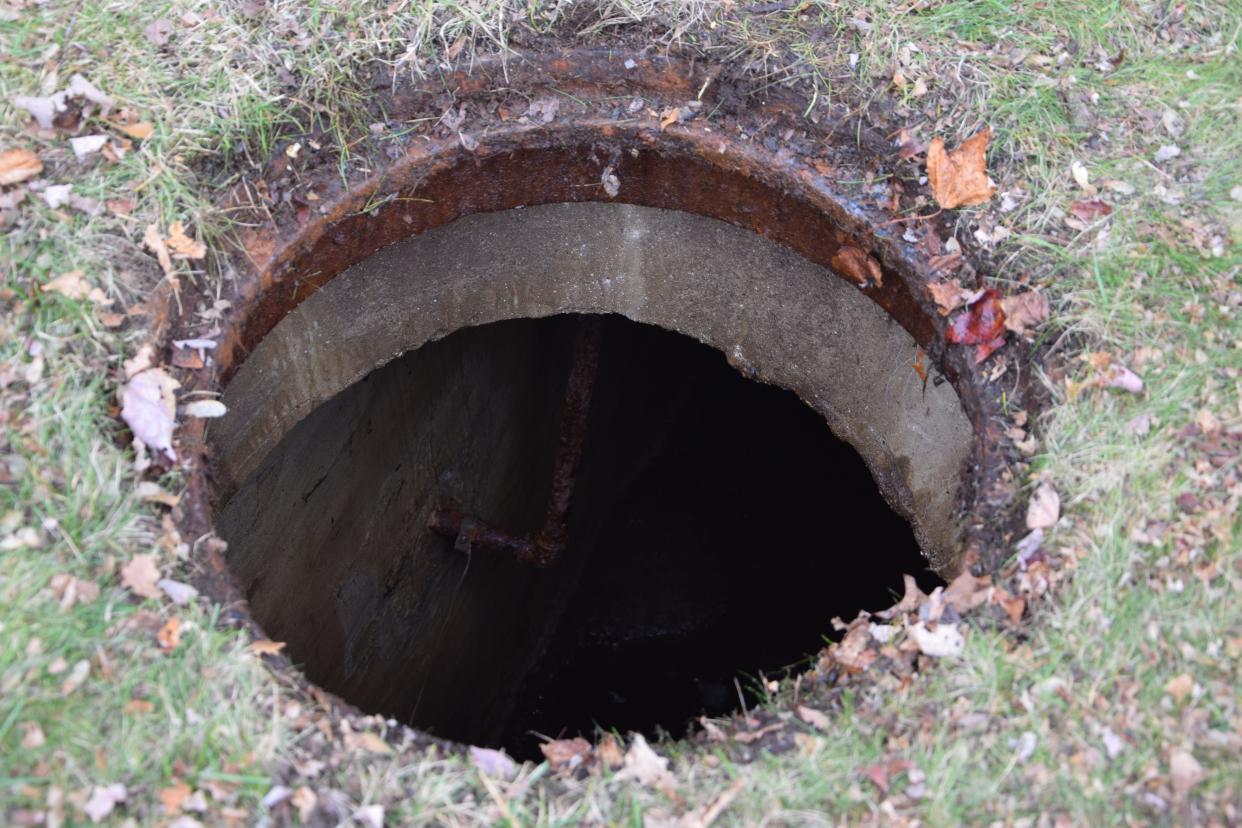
221,313,941,761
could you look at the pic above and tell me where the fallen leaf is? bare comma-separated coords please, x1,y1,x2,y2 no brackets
156,617,182,652
597,734,625,768
1097,363,1143,394
617,734,677,796
926,128,995,209
124,698,155,715
678,779,744,828
106,198,135,216
928,279,983,316
49,573,100,610
469,746,516,778
1000,291,1049,334
158,579,198,605
1154,144,1180,163
251,639,286,656
291,786,317,823
876,574,927,619
60,659,89,695
160,782,190,815
1068,199,1112,221
659,107,680,130
1164,673,1194,704
144,18,174,46
120,553,161,599
942,569,991,613
540,737,592,771
945,289,1006,353
0,149,43,185
166,221,206,260
831,245,883,287
120,369,178,461
21,722,46,749
353,731,393,755
43,184,73,208
913,348,928,383
143,223,175,277
1026,483,1060,530
1169,750,1204,798
908,621,965,657
136,481,179,507
526,96,561,124
69,134,108,161
184,399,226,418
118,122,154,141
41,271,110,304
84,784,126,823
796,705,830,731
1070,160,1095,194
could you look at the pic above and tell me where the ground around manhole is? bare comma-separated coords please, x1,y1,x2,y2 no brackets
1,2,1239,826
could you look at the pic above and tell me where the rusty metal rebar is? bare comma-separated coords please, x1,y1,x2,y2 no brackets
427,316,604,567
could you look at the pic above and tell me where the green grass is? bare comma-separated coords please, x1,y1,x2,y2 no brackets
2,0,1240,824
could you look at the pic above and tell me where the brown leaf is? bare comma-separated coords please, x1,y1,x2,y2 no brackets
831,245,883,287
942,570,991,613
678,779,744,828
120,553,161,599
616,734,677,796
0,148,43,186
1164,673,1193,704
21,722,46,749
795,705,830,731
1025,483,1060,530
144,18,173,46
143,223,174,277
124,698,155,715
250,639,286,656
166,221,206,259
596,734,625,769
1068,199,1112,221
540,737,592,771
352,731,393,755
912,349,928,383
1169,750,1204,798
156,617,181,652
928,279,983,316
876,574,927,619
41,271,110,305
659,107,680,130
926,128,995,209
1000,291,1049,334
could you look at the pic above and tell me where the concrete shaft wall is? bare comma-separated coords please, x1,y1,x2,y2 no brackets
211,203,973,743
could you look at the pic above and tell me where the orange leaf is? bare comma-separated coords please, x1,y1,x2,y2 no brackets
157,617,181,652
830,245,883,287
926,128,995,209
118,122,154,141
0,148,43,186
250,638,286,655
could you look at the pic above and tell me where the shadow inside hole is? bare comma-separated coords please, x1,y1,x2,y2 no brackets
218,313,942,761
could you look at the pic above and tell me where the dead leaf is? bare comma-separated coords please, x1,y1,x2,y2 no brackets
1164,673,1193,704
158,579,198,606
136,481,179,507
926,128,995,209
659,107,680,130
909,621,965,657
1026,483,1060,530
0,149,43,185
117,122,154,141
1097,364,1143,394
1000,291,1049,334
796,705,830,731
942,569,991,613
1169,750,1204,798
43,184,72,208
166,221,206,260
678,779,744,828
250,639,286,656
124,698,155,715
877,574,927,619
831,245,883,287
946,289,1006,345
106,198,135,216
617,734,677,796
1068,199,1112,221
49,573,100,610
526,96,560,124
913,348,928,383
291,787,317,823
21,722,46,749
596,734,625,768
69,134,108,161
60,659,90,695
928,279,983,316
144,18,174,46
540,737,592,771
41,271,110,304
120,553,161,599
156,617,181,652
84,784,126,823
120,369,178,461
143,223,174,277
352,731,393,755
469,746,517,778
159,782,190,815
184,399,226,418
1070,159,1095,194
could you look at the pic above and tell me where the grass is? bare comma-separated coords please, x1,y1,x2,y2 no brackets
2,0,1239,824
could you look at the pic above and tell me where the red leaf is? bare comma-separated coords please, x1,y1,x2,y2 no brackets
945,289,1006,345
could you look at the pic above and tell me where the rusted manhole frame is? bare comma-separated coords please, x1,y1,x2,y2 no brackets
164,47,1014,630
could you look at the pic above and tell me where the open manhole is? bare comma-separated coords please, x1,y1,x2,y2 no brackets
168,51,1012,762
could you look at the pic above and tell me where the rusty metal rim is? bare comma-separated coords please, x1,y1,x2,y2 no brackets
163,46,1016,639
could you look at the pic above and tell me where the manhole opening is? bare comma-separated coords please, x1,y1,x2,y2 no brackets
220,311,941,759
